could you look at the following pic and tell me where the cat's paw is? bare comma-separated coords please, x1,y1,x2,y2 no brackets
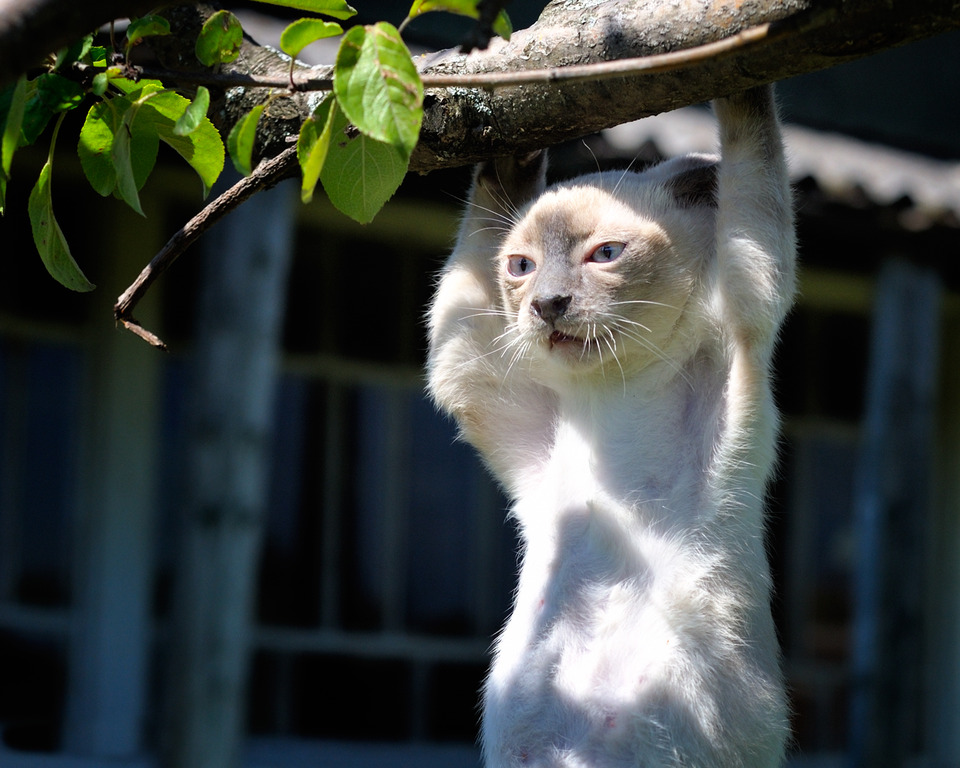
474,151,548,215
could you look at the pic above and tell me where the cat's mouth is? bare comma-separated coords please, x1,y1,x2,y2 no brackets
548,330,585,349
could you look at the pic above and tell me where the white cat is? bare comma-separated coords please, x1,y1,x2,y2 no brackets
427,86,795,767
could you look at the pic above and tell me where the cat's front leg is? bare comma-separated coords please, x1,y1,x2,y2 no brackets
427,153,556,490
713,85,797,351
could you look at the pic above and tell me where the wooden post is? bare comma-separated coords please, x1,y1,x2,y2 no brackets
64,207,163,758
926,299,960,766
848,259,941,767
162,178,296,768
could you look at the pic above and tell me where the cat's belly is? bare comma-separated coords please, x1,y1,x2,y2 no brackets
483,570,692,767
480,522,781,768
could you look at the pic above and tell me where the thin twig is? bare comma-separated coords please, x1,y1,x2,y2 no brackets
424,21,780,89
126,17,782,94
126,63,334,92
114,146,299,350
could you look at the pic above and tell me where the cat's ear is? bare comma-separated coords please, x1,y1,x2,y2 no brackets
669,162,718,208
474,151,548,213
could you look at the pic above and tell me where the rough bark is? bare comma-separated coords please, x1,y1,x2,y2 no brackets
410,0,960,169
1,0,959,171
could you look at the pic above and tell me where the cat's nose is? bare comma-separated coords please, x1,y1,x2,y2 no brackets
531,295,572,325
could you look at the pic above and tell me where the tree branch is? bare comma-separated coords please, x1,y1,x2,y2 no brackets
94,0,960,172
143,0,960,171
0,0,165,85
113,146,298,350
5,0,960,166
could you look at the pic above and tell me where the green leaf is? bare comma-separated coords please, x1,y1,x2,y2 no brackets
279,18,343,58
137,91,224,197
78,100,123,195
249,0,357,20
78,98,159,197
0,80,16,122
79,87,221,204
91,72,110,96
320,100,409,223
87,45,109,66
21,74,85,144
174,86,210,136
195,10,244,66
109,77,164,97
34,73,85,113
126,15,171,49
1,75,27,212
227,104,264,177
112,110,146,215
29,160,96,292
2,75,27,177
334,22,423,156
492,10,512,39
297,97,336,204
406,0,511,39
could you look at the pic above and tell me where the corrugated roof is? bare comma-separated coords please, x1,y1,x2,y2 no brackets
603,107,960,229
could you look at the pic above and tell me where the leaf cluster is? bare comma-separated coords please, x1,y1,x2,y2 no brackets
0,0,511,292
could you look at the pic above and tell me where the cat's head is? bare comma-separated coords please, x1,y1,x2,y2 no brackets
495,154,718,382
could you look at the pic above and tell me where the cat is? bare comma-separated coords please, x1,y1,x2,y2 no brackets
426,86,795,768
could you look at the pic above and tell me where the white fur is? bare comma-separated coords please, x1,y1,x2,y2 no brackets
427,88,796,767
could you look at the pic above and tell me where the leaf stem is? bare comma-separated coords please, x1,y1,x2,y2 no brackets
47,110,67,162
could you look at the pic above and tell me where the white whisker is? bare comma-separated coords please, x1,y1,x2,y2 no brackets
593,324,605,376
469,225,513,238
488,167,528,224
461,198,518,229
601,332,627,394
458,307,513,322
609,299,683,312
607,320,693,387
611,156,640,197
502,337,531,383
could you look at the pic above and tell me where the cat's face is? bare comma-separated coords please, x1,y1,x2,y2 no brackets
496,169,715,381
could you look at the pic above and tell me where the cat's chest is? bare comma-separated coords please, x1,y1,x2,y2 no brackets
513,386,714,538
507,405,701,647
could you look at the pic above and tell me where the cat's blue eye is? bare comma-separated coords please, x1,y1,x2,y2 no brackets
507,255,537,277
588,242,625,263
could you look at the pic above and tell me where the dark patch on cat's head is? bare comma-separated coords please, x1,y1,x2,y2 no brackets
669,162,718,208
